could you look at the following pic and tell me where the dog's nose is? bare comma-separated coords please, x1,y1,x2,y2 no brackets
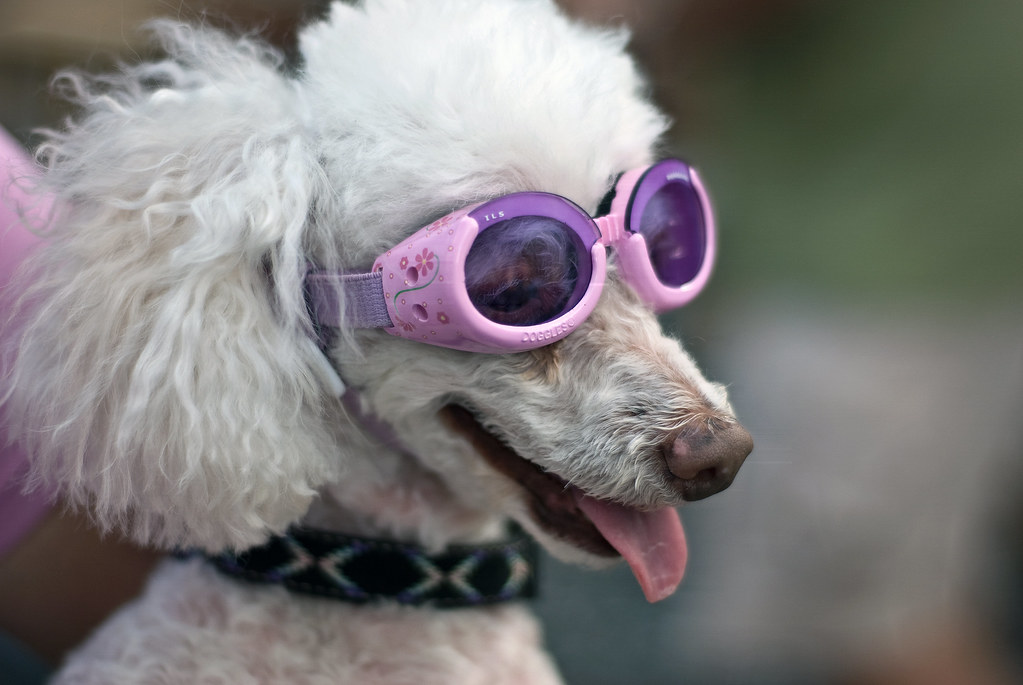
665,422,753,501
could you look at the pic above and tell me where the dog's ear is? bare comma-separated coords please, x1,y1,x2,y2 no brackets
1,22,342,552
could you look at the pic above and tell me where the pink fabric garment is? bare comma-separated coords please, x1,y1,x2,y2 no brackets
0,125,52,557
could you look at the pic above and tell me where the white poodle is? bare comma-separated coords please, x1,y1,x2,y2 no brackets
1,0,751,682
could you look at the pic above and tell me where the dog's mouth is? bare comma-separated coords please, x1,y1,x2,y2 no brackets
441,404,688,602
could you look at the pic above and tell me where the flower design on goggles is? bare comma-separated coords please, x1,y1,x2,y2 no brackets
415,249,436,276
427,214,453,234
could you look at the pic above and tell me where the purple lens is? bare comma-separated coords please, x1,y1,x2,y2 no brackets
465,216,588,326
636,180,706,287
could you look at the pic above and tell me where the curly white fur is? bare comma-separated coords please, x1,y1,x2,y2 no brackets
1,0,744,682
55,559,562,685
3,22,345,552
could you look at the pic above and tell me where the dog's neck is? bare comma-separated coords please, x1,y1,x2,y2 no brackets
301,460,507,550
300,389,507,551
205,389,539,608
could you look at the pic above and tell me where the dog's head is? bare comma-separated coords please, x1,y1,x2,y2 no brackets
2,0,750,602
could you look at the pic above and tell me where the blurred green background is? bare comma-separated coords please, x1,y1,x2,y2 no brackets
673,0,1022,308
2,1,1020,683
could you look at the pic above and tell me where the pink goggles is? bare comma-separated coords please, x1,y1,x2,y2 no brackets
306,159,715,353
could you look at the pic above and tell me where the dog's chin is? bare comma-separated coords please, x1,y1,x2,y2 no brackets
440,403,690,603
440,404,619,559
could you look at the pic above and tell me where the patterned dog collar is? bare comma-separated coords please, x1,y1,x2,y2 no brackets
207,525,538,608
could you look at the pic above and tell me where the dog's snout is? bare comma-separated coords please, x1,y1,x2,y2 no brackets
665,422,753,501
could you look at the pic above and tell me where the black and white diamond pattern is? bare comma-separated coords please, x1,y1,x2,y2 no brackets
208,526,538,608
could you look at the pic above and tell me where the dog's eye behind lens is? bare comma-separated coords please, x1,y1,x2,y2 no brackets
466,217,582,326
637,182,706,287
484,279,540,314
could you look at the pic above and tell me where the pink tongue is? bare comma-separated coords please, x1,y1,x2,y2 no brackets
574,492,688,603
